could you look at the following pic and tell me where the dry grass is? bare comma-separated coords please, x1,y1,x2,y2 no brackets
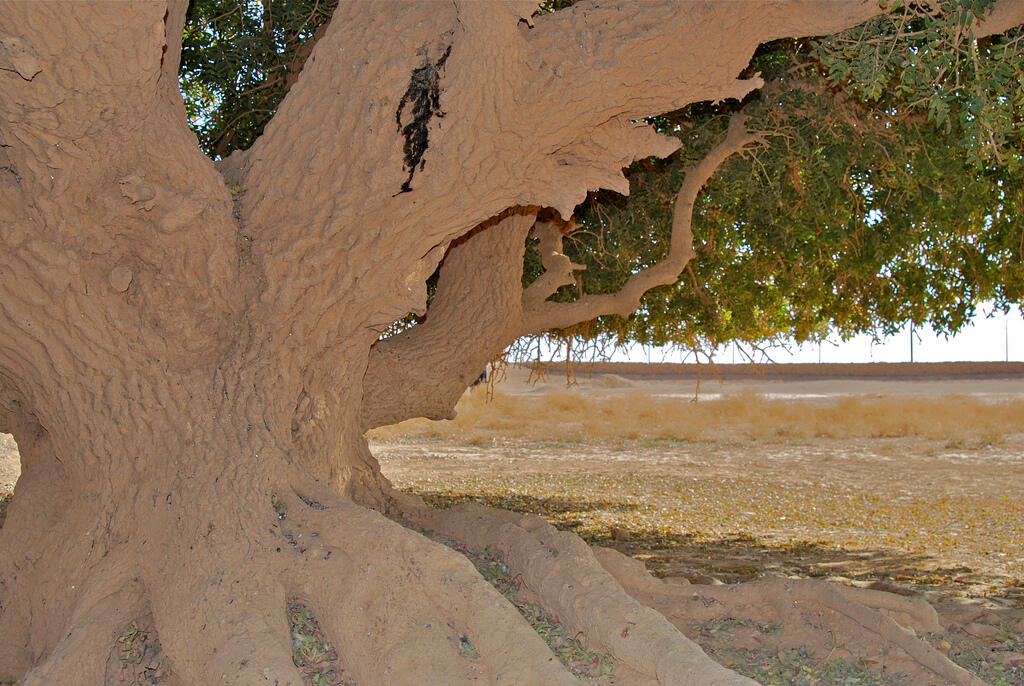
368,388,1024,446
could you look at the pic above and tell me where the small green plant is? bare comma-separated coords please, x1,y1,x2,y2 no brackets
457,635,479,659
271,493,287,520
287,601,355,685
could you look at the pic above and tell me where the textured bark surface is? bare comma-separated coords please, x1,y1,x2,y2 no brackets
4,0,980,683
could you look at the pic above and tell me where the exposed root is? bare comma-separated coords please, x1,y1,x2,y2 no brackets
141,541,304,684
7,464,993,686
442,539,633,682
412,502,758,685
282,490,583,685
593,544,988,686
18,576,146,686
829,584,943,635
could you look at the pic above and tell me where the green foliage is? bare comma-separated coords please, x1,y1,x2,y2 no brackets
537,5,1024,351
181,0,336,158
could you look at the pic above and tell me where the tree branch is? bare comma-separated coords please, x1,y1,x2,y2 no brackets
517,0,887,216
0,1,243,373
521,218,587,308
359,211,536,430
974,0,1024,38
237,1,886,363
523,114,762,332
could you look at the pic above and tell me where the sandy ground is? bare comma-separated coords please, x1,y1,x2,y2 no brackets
375,364,1024,604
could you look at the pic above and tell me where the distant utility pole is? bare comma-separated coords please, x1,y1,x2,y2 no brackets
1007,316,1010,363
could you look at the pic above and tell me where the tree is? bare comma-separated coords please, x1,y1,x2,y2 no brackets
1,2,1020,684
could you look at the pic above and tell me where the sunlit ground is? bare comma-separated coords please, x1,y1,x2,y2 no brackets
373,368,1024,603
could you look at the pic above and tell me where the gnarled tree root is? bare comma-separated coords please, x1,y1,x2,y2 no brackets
4,481,591,685
411,502,758,685
276,483,584,685
593,544,987,686
409,501,988,686
18,575,145,686
5,480,989,686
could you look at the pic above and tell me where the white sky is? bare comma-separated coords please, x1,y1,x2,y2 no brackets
609,302,1024,364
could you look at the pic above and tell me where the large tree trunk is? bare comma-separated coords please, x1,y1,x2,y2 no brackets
7,2,993,684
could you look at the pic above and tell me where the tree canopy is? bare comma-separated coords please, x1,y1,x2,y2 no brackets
181,0,1024,357
550,2,1024,354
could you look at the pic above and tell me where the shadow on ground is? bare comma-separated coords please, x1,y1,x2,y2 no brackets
413,489,1024,606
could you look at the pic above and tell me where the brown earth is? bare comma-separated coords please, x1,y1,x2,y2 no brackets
371,363,1024,685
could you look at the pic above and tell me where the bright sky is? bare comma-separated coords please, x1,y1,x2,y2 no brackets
610,302,1024,364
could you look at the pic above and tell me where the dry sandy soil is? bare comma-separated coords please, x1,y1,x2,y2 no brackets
376,363,1024,595
371,362,1024,684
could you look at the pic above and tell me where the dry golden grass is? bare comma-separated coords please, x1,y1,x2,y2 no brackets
368,388,1024,445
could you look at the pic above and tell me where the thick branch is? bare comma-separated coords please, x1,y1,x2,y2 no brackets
239,1,886,362
0,1,242,379
523,114,760,332
359,212,536,430
975,0,1024,37
363,115,763,428
517,0,886,216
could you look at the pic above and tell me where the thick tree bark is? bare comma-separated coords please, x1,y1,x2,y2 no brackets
2,1,956,684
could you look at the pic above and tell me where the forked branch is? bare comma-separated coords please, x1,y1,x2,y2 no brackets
521,219,587,308
522,114,762,333
359,212,537,431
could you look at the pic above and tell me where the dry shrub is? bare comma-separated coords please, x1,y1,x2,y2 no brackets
368,388,1024,445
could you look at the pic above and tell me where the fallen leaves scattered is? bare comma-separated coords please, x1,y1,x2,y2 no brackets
112,618,171,685
397,468,1023,600
692,617,906,686
925,622,1024,686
